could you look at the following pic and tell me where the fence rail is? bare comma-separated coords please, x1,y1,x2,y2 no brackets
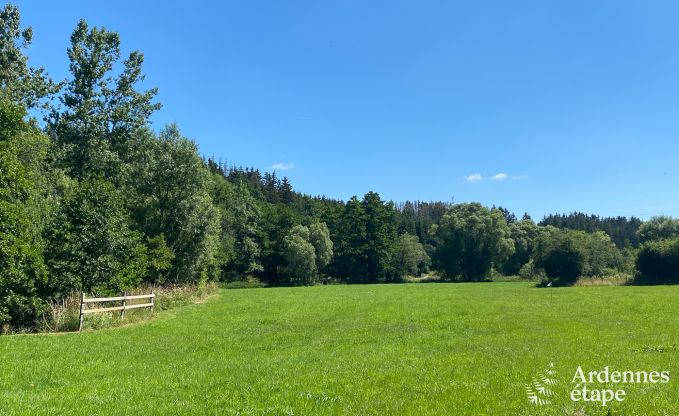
79,292,155,331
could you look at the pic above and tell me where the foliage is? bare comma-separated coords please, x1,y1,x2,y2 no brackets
281,225,317,284
540,212,642,248
391,233,430,280
635,237,679,285
533,228,626,285
145,234,174,285
518,260,545,281
4,2,679,330
221,180,264,279
49,19,160,180
533,228,585,286
332,193,397,283
0,4,58,110
431,203,514,281
280,222,334,285
636,216,679,244
308,221,333,272
127,125,221,283
501,218,542,275
0,99,48,327
44,177,148,297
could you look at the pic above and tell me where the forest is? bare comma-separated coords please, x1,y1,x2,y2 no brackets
2,4,679,330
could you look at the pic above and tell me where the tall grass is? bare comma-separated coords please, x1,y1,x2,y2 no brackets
37,282,219,333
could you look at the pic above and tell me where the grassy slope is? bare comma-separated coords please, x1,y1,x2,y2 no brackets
0,283,678,415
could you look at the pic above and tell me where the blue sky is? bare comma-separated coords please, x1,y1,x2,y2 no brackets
14,0,679,219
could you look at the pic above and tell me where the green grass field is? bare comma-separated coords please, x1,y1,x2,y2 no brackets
1,283,678,415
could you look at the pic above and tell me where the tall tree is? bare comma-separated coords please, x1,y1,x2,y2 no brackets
127,125,221,283
363,192,397,281
225,180,263,279
501,218,542,275
280,225,317,285
49,19,160,180
333,197,368,280
432,203,514,281
308,221,333,273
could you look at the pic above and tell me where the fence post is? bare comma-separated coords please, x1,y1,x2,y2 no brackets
151,288,155,313
121,291,127,319
78,292,85,332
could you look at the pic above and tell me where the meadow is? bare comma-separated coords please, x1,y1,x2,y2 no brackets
1,282,678,415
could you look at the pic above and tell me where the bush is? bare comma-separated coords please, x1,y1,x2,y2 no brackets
635,238,679,285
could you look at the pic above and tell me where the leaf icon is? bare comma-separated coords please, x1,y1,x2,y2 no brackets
526,364,557,406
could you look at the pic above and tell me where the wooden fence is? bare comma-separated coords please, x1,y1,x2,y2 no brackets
79,292,155,331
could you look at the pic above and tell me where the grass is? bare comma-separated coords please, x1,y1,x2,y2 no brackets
1,282,678,415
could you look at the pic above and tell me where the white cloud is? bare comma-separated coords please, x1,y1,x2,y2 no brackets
272,162,295,171
465,172,527,182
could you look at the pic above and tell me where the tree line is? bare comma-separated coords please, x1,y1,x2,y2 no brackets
1,5,678,330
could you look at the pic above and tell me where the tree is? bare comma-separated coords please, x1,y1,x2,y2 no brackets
224,180,263,279
540,212,642,248
49,19,160,180
127,125,221,283
308,221,333,272
584,231,622,277
392,233,429,281
362,192,397,282
497,206,517,224
501,219,542,275
145,234,174,285
332,196,368,280
635,238,679,285
533,228,585,286
280,225,317,284
432,203,514,281
44,177,148,297
636,216,679,244
0,4,58,110
0,99,50,328
331,193,397,283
